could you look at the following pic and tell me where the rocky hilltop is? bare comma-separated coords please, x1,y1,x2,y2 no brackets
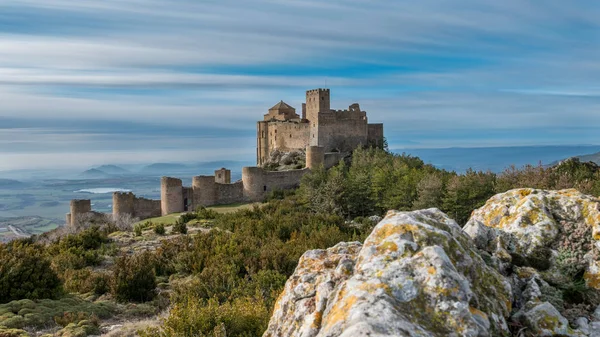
264,189,600,337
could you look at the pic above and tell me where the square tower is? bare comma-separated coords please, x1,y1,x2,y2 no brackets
215,168,231,184
305,88,330,122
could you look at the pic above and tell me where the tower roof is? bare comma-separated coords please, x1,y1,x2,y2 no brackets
269,100,295,110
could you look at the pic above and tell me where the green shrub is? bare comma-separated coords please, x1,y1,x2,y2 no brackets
153,224,166,236
0,241,62,304
112,252,157,302
172,220,187,235
179,213,197,223
196,206,218,220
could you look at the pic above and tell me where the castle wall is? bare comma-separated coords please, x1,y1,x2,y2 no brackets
161,177,184,215
242,166,308,202
367,123,384,147
306,146,325,169
133,197,162,219
266,122,310,153
316,109,369,152
113,192,161,220
324,152,346,169
216,180,244,205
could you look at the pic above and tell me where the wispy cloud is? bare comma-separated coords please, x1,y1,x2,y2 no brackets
1,0,599,169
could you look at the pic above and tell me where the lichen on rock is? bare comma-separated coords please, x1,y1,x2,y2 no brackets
263,208,512,337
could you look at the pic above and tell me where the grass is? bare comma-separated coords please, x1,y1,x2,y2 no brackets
132,203,261,227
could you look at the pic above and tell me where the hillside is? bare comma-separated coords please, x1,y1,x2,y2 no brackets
575,151,600,165
3,148,600,337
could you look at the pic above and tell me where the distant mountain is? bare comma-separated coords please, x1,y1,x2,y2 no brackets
96,165,129,175
0,179,27,188
80,168,111,179
398,145,600,173
573,152,600,165
141,163,190,173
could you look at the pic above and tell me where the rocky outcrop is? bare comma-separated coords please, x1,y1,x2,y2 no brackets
265,189,600,336
464,188,600,336
264,208,512,337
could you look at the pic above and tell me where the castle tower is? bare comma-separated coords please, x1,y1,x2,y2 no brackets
69,199,91,227
257,121,269,165
305,88,330,122
306,146,325,169
192,175,217,207
113,192,135,218
161,177,184,215
214,168,231,184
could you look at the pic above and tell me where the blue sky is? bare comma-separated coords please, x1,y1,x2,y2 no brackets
1,0,600,170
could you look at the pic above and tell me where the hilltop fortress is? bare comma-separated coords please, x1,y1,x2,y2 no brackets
66,89,384,227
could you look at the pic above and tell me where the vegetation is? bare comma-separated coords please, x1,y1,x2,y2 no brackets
2,148,600,336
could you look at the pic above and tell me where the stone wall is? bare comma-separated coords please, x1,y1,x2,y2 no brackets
367,123,384,147
324,152,346,169
242,166,308,202
192,176,217,208
306,146,324,169
216,180,244,205
113,192,161,221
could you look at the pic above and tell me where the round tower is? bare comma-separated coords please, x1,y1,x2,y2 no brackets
306,146,325,169
69,199,91,227
192,175,217,208
113,192,135,218
161,177,184,215
242,166,265,202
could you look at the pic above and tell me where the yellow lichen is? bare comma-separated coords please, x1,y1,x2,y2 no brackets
427,266,436,275
584,271,600,289
323,294,357,327
468,306,488,321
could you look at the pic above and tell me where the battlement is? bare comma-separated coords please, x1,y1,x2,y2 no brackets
306,88,330,94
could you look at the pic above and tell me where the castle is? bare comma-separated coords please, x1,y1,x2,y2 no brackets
66,89,384,227
257,88,383,165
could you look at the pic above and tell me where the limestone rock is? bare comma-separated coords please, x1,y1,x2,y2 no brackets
513,301,583,336
263,209,512,337
464,189,600,287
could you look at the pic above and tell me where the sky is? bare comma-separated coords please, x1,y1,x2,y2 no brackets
1,0,600,171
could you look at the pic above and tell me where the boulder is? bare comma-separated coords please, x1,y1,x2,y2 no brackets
263,209,512,337
464,188,600,288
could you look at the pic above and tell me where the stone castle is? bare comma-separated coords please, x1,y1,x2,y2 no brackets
66,89,384,227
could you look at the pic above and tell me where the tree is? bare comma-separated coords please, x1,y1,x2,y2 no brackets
413,173,445,210
112,251,156,302
0,240,62,303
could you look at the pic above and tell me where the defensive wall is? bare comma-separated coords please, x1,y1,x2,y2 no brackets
65,88,384,226
113,192,161,220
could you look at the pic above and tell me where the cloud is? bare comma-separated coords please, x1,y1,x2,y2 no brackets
1,0,600,169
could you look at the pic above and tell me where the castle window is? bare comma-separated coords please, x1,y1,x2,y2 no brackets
263,185,267,191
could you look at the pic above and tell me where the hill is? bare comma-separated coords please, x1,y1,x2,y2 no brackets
574,151,600,164
79,168,111,179
95,165,129,175
0,179,27,188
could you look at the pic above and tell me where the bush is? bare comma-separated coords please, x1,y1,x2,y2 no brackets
0,241,62,304
172,220,187,235
196,206,219,220
112,252,157,302
153,224,166,236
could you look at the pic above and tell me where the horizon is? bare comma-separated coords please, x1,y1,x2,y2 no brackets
2,1,600,170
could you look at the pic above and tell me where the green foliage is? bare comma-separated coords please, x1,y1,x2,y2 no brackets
195,206,219,220
0,296,115,330
143,296,269,337
112,252,157,303
153,223,166,236
134,221,153,236
172,219,188,235
0,240,61,304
